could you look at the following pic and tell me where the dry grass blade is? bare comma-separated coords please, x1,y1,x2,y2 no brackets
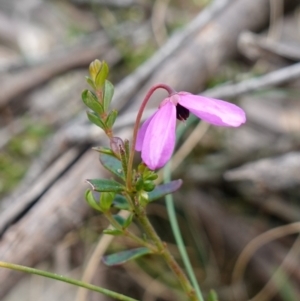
232,222,300,301
250,235,300,301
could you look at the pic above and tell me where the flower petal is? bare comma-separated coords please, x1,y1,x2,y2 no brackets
178,93,246,127
135,111,158,151
141,102,176,170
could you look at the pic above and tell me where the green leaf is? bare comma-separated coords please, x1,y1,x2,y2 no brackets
123,214,133,228
87,112,106,130
145,173,158,181
113,213,133,228
85,190,102,212
85,76,96,89
103,80,114,111
148,180,183,202
143,168,158,181
99,152,125,180
106,110,118,128
82,90,104,114
95,62,109,89
113,214,126,226
86,179,125,193
113,195,130,210
92,147,116,157
143,180,155,192
103,247,152,266
103,229,123,236
100,192,115,211
135,178,144,191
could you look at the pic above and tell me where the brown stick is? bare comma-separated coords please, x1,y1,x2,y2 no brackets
127,0,270,110
0,32,120,108
0,151,100,298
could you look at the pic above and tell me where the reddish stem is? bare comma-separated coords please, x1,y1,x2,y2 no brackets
126,83,175,189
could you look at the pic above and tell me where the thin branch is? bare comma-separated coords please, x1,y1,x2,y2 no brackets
112,0,235,109
203,61,300,99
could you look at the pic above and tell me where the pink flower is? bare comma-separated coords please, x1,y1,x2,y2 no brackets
136,92,246,170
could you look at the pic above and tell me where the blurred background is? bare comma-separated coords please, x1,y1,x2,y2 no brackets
1,0,300,300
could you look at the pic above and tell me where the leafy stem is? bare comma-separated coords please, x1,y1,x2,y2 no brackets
104,211,157,252
131,195,198,301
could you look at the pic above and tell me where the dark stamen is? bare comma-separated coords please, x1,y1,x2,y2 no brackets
176,104,190,121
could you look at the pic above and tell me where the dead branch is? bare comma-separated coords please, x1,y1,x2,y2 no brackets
0,148,81,234
204,61,300,99
238,31,300,61
0,11,24,50
0,151,100,298
224,152,300,191
127,0,271,111
0,32,120,108
112,0,235,110
70,0,140,7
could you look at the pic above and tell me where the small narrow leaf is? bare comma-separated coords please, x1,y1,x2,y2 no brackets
144,169,158,181
112,214,132,228
100,192,115,211
103,80,114,111
103,247,152,266
99,152,125,180
148,180,183,202
123,214,133,228
86,179,125,192
85,190,102,212
113,214,126,226
92,147,117,157
87,112,106,130
106,110,118,128
103,229,123,236
113,195,130,210
82,90,104,114
85,76,96,89
95,62,109,89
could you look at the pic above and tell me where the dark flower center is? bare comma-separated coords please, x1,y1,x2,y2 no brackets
176,104,190,121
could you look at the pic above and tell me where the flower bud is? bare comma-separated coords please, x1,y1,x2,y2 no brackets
138,191,149,206
110,137,125,158
143,180,155,192
89,59,102,82
135,177,144,191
